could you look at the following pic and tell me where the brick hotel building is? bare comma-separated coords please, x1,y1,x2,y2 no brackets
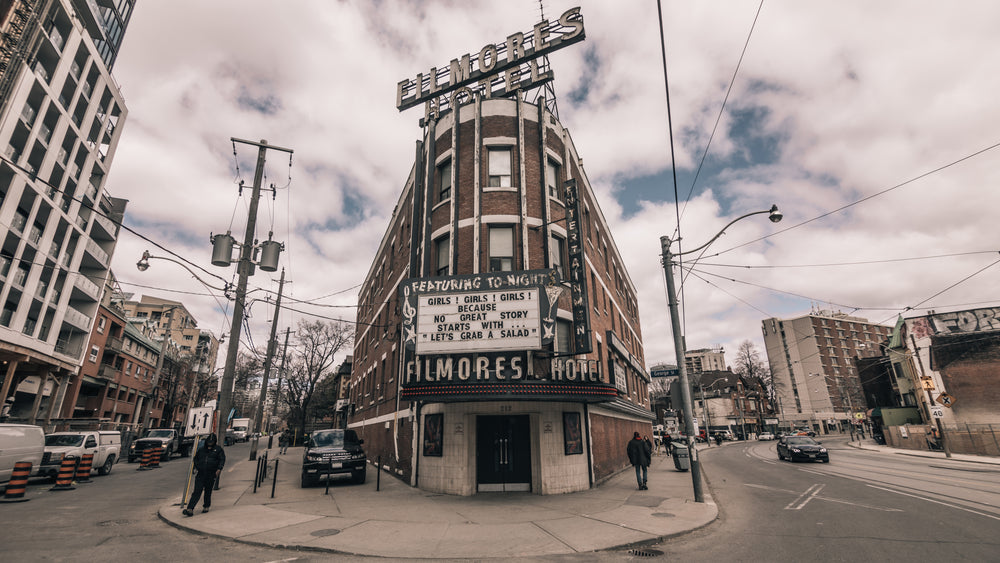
347,93,653,495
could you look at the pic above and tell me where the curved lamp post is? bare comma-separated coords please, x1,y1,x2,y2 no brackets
660,204,782,503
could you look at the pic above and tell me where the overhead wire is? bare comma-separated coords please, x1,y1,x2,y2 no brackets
713,139,1000,257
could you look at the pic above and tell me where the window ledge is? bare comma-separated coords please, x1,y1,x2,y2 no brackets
483,186,517,193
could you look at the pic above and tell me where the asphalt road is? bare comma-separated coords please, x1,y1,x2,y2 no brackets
0,441,369,562
648,435,1000,562
4,437,998,562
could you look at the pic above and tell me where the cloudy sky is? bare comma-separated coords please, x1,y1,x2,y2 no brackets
107,1,1000,372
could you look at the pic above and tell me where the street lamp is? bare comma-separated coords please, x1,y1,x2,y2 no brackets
660,204,782,503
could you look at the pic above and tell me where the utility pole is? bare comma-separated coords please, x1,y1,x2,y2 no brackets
253,268,285,435
271,327,292,418
215,139,292,445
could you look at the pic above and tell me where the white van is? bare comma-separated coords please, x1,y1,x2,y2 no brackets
0,424,45,491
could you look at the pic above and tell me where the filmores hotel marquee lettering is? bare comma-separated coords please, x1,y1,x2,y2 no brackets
395,7,585,118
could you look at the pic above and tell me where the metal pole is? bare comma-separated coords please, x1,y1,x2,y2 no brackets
909,334,951,458
216,138,292,446
660,236,704,503
700,383,711,446
253,268,285,434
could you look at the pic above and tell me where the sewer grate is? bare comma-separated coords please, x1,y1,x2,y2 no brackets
310,528,341,537
628,548,664,557
651,512,675,518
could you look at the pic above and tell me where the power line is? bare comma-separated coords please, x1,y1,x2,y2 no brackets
713,140,1000,256
695,250,998,269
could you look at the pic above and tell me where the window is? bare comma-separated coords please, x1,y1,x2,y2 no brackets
89,345,99,362
437,159,451,202
488,148,512,187
556,319,572,353
488,226,514,271
545,158,560,198
550,235,565,277
435,235,449,276
97,316,106,333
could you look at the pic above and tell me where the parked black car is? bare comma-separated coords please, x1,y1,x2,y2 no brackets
777,435,829,463
301,428,366,487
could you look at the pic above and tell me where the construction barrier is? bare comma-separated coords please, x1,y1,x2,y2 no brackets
137,447,152,470
148,447,162,469
51,457,78,491
1,461,33,502
75,453,94,483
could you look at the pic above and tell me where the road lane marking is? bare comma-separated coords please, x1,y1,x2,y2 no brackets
867,484,1000,521
746,483,902,512
786,483,824,510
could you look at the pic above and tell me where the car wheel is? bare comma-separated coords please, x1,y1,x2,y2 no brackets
778,451,783,460
822,458,830,463
98,455,115,475
162,447,172,462
352,469,366,484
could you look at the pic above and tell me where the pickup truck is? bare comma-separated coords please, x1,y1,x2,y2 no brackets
128,428,195,462
41,430,121,478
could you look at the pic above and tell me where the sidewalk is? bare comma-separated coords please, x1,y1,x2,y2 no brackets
158,446,717,558
847,438,1000,466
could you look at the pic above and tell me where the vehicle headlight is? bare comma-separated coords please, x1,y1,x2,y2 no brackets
791,448,801,453
306,453,323,461
820,448,827,453
352,454,365,460
51,453,63,462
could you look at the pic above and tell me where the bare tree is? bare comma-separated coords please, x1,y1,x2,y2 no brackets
283,319,353,435
732,340,775,412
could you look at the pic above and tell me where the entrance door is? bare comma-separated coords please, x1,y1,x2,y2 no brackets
476,415,531,492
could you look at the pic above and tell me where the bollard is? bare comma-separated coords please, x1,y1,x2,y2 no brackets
377,455,381,492
137,447,152,470
1,461,33,502
75,453,94,483
268,435,273,450
147,447,162,469
51,457,78,491
270,458,278,498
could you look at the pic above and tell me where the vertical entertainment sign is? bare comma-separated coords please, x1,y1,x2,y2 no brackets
564,180,592,353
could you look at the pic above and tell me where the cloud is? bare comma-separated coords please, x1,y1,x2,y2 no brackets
109,1,1000,373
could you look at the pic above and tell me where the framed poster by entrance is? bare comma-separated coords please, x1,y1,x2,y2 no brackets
563,411,583,455
424,413,443,456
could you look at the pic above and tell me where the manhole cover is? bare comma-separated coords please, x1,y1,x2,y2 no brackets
310,528,341,537
98,519,133,527
628,548,664,557
651,512,675,518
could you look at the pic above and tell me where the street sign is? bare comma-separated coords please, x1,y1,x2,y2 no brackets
651,368,679,378
930,406,945,419
187,407,214,435
920,376,935,390
935,393,956,408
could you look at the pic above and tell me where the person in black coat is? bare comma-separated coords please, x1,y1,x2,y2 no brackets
183,433,226,516
626,431,652,490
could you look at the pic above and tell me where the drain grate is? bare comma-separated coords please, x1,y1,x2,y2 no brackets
651,512,675,518
310,528,341,537
628,548,664,557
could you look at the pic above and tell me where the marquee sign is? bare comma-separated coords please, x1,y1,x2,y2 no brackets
416,288,541,354
395,7,585,114
401,269,563,355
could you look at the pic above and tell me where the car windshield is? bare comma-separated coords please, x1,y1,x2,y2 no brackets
311,431,345,448
45,434,83,447
785,437,818,446
146,430,173,438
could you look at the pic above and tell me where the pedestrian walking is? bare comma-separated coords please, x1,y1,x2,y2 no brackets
278,430,290,454
626,431,651,490
643,434,654,456
183,433,226,516
663,433,673,454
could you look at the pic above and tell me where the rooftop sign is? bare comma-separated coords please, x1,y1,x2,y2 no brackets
395,7,585,112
